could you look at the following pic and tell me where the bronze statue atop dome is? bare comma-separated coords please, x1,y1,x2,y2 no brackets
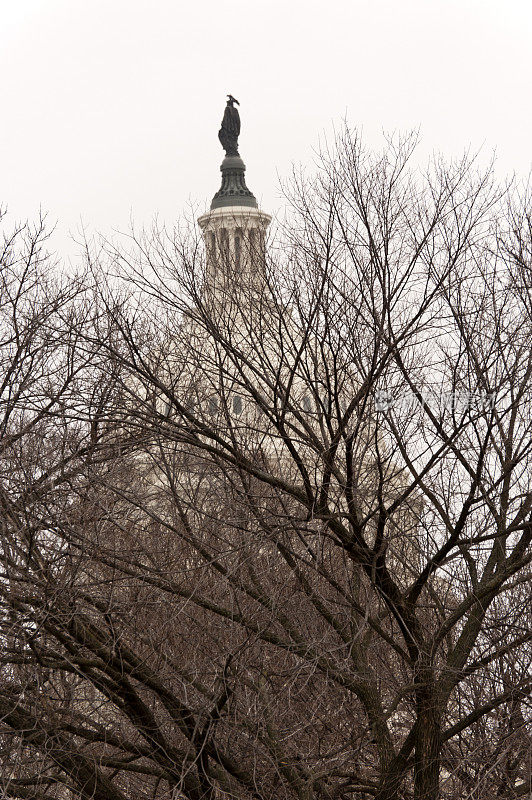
211,96,257,209
218,95,241,157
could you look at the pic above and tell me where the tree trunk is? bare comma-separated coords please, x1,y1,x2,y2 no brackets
414,676,441,800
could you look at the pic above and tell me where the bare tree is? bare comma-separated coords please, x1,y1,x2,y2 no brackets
0,131,531,800
0,210,126,799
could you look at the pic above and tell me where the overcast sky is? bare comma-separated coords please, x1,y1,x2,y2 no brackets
2,0,531,259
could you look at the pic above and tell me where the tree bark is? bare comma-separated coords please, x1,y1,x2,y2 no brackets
414,669,441,800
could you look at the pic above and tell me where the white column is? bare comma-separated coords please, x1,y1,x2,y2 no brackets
198,206,272,295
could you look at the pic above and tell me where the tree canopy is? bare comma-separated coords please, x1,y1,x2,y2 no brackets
0,131,531,800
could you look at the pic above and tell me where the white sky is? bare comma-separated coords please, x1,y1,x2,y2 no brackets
2,0,531,259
